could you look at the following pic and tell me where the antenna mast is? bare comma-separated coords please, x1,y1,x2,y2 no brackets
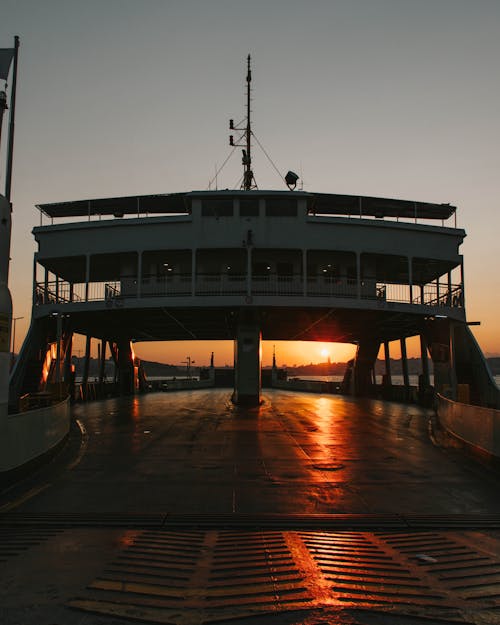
229,55,256,190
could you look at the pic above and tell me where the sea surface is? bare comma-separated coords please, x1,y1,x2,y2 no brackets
297,374,500,387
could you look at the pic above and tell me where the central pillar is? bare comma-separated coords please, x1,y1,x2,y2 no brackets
233,312,261,405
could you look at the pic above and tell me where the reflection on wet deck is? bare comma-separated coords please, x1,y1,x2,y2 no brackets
17,388,500,517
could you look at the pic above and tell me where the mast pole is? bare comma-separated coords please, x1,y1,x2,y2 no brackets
244,54,252,190
228,55,256,190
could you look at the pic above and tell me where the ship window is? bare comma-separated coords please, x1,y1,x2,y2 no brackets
265,198,297,216
253,262,272,276
239,199,259,217
277,262,293,276
201,199,234,217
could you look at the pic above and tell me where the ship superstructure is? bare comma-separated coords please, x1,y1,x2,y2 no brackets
10,58,498,407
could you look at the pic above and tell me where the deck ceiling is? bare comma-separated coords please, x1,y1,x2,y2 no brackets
65,305,429,346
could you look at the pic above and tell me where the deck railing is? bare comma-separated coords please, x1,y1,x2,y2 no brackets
35,276,463,309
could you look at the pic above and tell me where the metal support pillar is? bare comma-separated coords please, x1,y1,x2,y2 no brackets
418,333,431,405
32,257,37,305
64,330,74,401
383,341,392,385
98,339,106,384
44,267,49,303
400,337,410,397
449,321,458,401
408,257,413,303
302,249,307,296
82,335,91,388
233,311,261,405
356,252,361,300
420,334,430,387
85,255,90,302
55,313,62,397
137,252,142,298
191,249,196,296
460,259,465,308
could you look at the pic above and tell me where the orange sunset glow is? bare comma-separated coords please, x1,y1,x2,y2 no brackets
131,340,358,368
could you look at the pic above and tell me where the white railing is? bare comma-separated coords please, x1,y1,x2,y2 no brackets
307,278,358,298
252,276,303,296
196,274,247,296
35,276,463,309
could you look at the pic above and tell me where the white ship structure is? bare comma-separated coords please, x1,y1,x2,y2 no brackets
9,56,499,409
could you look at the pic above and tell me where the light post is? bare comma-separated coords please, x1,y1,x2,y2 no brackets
10,315,23,370
181,356,195,379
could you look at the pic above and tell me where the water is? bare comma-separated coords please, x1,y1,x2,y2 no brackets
296,374,426,385
299,374,500,387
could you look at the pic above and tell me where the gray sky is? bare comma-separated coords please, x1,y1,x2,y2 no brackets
1,0,499,362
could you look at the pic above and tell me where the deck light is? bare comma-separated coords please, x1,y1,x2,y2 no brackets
285,170,299,190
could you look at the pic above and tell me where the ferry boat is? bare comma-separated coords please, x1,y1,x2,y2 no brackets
9,56,499,408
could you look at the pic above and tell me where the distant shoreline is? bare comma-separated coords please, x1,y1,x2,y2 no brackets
68,355,500,379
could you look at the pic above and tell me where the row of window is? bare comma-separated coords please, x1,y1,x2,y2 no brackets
154,263,356,277
200,198,298,217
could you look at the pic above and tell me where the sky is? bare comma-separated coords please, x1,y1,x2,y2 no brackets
1,0,499,367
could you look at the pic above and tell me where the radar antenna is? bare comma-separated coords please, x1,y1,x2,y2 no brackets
229,55,256,190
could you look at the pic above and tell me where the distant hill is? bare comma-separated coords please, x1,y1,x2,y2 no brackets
284,357,500,377
71,356,186,379
70,355,500,378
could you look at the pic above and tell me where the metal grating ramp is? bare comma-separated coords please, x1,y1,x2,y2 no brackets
381,532,500,609
0,526,61,563
68,529,500,623
300,531,452,609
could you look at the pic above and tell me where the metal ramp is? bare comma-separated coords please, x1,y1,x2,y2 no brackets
66,526,500,624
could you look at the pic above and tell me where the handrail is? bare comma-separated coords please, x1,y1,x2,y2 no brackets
34,276,464,308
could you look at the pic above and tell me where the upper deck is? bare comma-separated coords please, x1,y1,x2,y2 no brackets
31,190,466,341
